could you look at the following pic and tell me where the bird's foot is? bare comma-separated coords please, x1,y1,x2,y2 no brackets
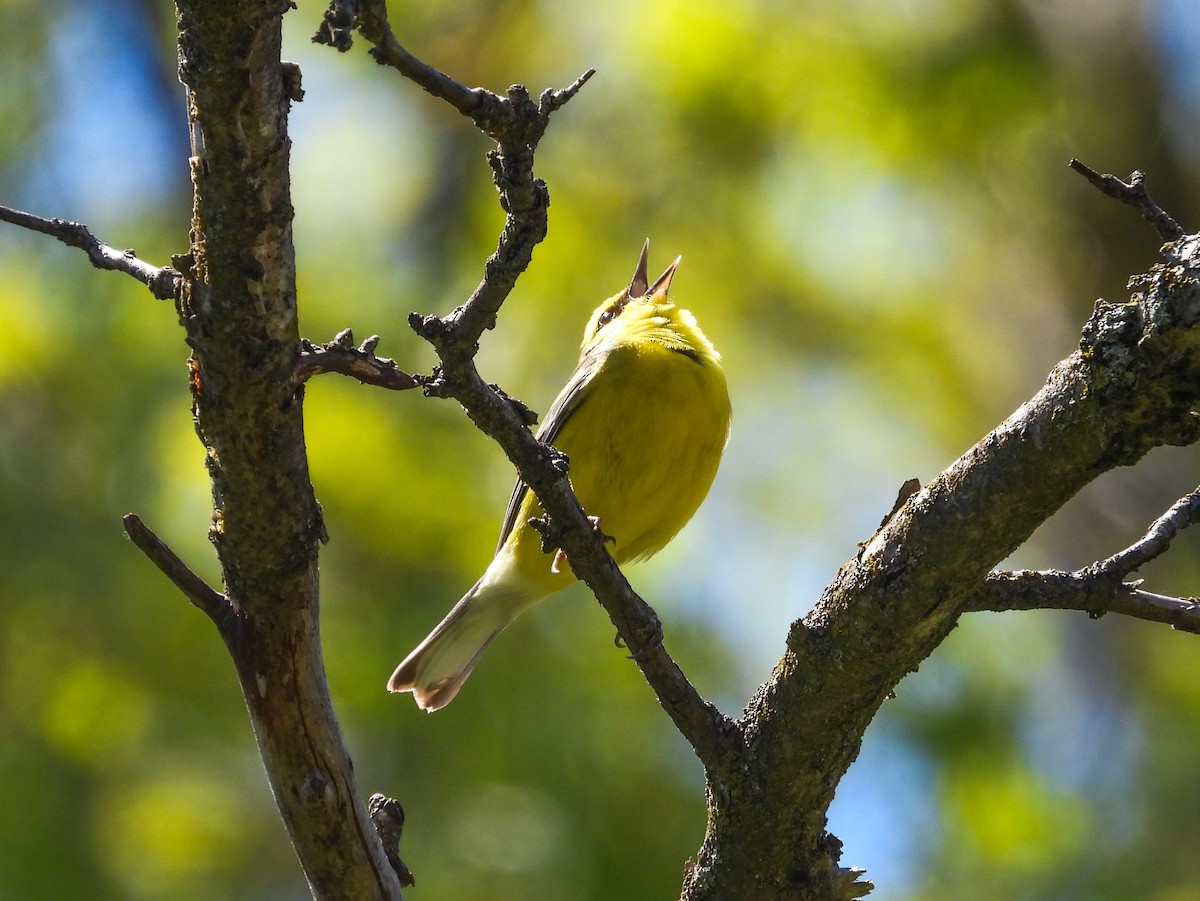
550,516,614,573
615,610,664,660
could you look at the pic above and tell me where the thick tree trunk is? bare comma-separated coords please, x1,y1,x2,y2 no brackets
175,3,402,897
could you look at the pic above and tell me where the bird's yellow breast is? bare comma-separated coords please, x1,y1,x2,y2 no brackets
506,331,730,586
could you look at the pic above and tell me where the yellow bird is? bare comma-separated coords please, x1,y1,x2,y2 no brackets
388,241,731,710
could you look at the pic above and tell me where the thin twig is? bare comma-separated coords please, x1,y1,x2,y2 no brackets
314,0,492,119
0,203,182,300
965,570,1200,634
314,0,592,144
965,485,1200,633
539,68,597,116
1093,486,1200,578
412,75,593,348
295,329,419,391
123,513,229,620
1068,160,1184,242
1120,588,1200,633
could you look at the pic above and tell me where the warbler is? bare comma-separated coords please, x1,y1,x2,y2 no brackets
388,241,731,711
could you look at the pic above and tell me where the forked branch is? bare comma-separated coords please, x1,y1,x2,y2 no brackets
313,0,593,142
966,486,1200,633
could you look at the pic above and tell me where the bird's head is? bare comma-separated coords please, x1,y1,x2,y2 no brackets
579,239,693,350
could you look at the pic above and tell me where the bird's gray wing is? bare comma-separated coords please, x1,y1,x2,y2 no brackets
495,349,605,552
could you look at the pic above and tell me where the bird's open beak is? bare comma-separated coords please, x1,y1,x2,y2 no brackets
628,238,651,298
628,238,681,301
647,255,681,301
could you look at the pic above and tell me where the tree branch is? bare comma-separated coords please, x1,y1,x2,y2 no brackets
963,485,1200,634
314,0,492,118
295,329,419,391
406,71,593,347
681,226,1200,897
313,0,596,139
0,203,182,300
965,570,1200,634
123,513,229,620
315,0,595,350
176,3,405,897
1068,160,1184,242
1092,484,1200,578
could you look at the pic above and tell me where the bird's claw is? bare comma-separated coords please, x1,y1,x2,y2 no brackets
550,515,614,573
588,515,616,546
617,613,664,660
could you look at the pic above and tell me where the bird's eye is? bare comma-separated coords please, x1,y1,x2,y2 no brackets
596,306,619,329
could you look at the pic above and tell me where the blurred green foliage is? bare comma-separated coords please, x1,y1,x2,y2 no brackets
2,0,1200,898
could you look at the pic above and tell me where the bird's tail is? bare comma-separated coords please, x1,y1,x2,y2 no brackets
388,566,543,711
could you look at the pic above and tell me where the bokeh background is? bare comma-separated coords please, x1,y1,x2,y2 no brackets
2,0,1200,898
